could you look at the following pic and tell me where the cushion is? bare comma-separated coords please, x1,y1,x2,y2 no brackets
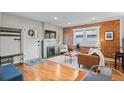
0,64,23,81
88,48,94,54
83,72,112,81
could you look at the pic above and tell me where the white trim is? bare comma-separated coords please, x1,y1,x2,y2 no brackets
120,17,123,49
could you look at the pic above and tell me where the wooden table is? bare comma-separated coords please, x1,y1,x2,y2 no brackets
114,52,124,70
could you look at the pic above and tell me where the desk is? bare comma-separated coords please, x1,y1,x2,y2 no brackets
114,52,124,70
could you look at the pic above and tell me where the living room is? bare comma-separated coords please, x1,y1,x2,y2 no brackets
1,0,124,93
0,12,124,81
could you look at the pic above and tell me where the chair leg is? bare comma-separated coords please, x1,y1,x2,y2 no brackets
79,64,80,68
115,56,117,69
64,56,66,62
70,57,73,64
122,57,124,70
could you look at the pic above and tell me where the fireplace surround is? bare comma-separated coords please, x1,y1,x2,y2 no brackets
47,46,55,57
42,39,57,58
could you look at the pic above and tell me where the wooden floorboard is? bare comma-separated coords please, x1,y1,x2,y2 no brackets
106,61,124,73
105,61,124,80
17,61,86,81
17,60,124,81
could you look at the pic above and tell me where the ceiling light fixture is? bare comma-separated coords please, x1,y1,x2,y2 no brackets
54,16,58,20
68,22,71,24
91,17,96,20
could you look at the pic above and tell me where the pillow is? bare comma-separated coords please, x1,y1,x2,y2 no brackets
88,48,94,54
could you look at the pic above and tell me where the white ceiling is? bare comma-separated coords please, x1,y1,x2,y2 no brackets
5,12,124,27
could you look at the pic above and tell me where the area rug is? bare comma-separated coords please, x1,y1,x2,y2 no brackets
47,55,90,72
24,58,44,66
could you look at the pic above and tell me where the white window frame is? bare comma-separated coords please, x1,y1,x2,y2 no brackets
73,26,100,47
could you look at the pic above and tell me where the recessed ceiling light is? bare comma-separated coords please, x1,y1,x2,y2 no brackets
68,22,71,24
54,16,58,20
91,17,96,20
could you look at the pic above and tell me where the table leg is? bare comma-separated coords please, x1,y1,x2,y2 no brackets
79,64,80,68
122,57,124,70
115,56,117,69
64,55,66,62
70,56,73,64
11,57,14,64
0,57,1,66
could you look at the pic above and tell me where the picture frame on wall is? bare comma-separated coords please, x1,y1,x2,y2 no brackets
45,30,56,39
105,32,113,40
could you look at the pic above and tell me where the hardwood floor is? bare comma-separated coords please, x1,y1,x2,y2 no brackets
106,61,124,80
106,61,124,73
17,60,124,81
17,61,86,81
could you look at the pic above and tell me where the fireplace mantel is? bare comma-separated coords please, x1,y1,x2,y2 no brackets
42,39,58,58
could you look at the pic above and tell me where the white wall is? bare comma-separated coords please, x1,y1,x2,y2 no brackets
120,16,124,48
0,13,63,44
0,13,1,56
0,13,63,62
1,13,42,29
43,22,63,44
0,12,1,25
0,13,44,62
42,23,63,58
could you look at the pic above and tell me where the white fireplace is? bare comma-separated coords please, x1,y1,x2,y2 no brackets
42,39,58,58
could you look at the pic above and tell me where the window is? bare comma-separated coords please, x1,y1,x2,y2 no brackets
73,26,100,47
75,30,84,44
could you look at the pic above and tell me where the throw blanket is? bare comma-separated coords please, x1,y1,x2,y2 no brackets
89,49,105,66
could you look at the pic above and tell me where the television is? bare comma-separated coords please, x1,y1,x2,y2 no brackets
44,30,56,39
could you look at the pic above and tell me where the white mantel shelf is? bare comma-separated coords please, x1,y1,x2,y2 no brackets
42,39,58,58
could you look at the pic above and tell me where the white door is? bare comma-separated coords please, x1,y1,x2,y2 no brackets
22,26,41,62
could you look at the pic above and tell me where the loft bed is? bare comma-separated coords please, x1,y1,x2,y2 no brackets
0,27,23,66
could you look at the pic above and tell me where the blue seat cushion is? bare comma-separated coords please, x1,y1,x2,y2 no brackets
83,72,112,81
0,64,23,81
